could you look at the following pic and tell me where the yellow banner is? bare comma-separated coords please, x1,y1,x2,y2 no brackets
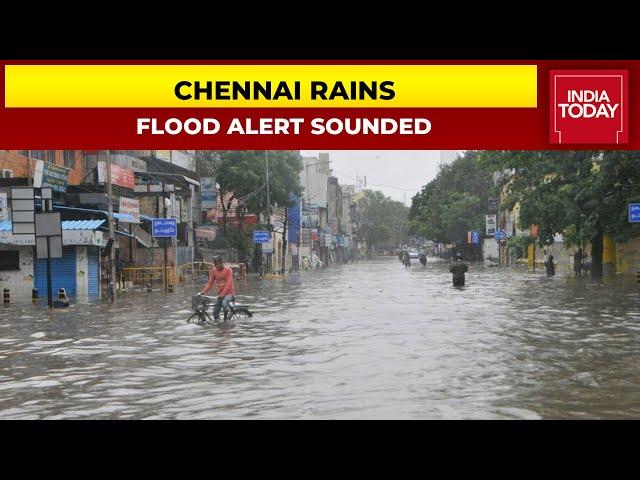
5,65,537,108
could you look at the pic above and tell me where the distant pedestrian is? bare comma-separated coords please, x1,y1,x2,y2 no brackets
419,253,427,267
449,253,468,286
574,248,583,276
545,254,556,276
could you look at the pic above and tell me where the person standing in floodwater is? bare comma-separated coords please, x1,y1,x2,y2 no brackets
574,248,583,276
545,254,556,276
449,253,468,286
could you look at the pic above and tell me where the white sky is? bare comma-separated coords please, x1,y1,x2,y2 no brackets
300,150,458,205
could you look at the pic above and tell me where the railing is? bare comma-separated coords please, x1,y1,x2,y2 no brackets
175,262,242,283
123,267,175,285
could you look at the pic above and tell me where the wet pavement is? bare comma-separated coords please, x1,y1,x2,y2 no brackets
1,257,640,419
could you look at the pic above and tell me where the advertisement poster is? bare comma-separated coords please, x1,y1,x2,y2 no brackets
33,160,69,193
301,204,319,229
118,197,140,223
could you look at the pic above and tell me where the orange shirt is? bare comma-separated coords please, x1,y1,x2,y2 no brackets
202,265,236,297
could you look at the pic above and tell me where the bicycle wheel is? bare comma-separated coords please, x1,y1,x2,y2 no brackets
228,308,253,322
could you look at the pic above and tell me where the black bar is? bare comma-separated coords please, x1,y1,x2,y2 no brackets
46,243,52,308
164,237,168,293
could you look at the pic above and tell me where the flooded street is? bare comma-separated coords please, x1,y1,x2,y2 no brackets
1,257,640,419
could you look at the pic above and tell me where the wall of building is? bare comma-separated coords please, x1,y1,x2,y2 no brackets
75,246,89,298
482,239,498,264
0,245,34,302
616,237,640,275
0,150,84,185
0,151,31,177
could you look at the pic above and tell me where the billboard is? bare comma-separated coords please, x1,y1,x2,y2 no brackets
33,160,69,193
97,162,135,189
301,203,319,229
118,197,140,223
200,177,217,209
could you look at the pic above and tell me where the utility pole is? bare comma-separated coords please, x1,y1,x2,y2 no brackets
106,150,116,302
265,150,271,273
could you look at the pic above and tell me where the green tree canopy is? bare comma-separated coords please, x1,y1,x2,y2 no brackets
409,151,492,243
477,150,640,277
358,190,408,249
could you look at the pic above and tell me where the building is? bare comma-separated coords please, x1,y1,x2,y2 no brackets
299,155,330,264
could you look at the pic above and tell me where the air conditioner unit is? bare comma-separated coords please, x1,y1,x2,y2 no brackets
1,169,14,179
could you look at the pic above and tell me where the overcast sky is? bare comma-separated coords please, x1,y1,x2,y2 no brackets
300,150,459,205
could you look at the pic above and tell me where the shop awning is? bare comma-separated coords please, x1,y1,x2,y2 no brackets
0,220,105,231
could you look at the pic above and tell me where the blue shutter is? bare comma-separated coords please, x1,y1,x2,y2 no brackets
87,247,100,298
34,246,77,298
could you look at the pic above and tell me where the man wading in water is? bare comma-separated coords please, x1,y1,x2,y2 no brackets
449,253,469,287
199,256,236,321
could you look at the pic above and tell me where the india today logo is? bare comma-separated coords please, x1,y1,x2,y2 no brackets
550,70,628,144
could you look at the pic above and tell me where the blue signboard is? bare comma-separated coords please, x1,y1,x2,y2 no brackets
253,230,270,244
152,218,177,238
288,194,301,243
495,230,505,241
471,231,480,244
200,177,216,210
629,203,640,223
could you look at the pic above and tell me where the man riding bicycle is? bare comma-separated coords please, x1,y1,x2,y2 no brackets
199,255,236,321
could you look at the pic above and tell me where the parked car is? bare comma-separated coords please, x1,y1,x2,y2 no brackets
408,249,420,259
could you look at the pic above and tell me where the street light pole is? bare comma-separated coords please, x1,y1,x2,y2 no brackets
106,150,117,302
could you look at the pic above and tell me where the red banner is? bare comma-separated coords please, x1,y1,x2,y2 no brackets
2,60,640,149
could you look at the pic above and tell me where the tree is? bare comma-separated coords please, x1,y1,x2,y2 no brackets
409,151,492,243
196,150,303,264
477,150,640,277
358,190,409,249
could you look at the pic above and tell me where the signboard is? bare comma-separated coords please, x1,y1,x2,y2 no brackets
629,203,640,223
495,230,505,241
35,211,63,259
488,197,498,212
301,204,319,229
195,227,216,241
11,187,35,235
97,162,136,189
485,214,497,236
155,150,172,161
33,160,69,193
118,197,140,223
262,241,274,254
200,177,217,209
152,218,177,238
0,193,7,221
253,230,270,244
471,231,480,244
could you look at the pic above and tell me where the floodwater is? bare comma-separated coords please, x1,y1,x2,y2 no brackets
1,257,640,419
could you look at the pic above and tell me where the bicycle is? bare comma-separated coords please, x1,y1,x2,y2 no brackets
187,294,254,324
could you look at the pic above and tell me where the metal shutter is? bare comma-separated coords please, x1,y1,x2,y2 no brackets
34,246,77,298
87,247,100,298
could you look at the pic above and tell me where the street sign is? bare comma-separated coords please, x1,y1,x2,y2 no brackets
253,230,270,244
495,230,505,241
485,214,497,236
471,231,480,244
152,218,177,238
488,197,498,212
200,177,217,210
629,203,640,223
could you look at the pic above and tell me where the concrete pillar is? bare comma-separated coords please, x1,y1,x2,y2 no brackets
527,244,535,268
